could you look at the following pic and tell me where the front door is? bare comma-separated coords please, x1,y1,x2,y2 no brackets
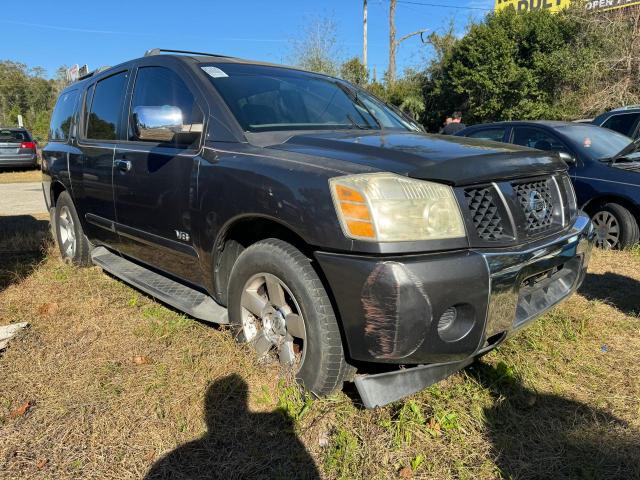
113,65,205,284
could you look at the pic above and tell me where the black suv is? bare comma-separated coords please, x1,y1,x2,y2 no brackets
593,106,640,139
42,49,594,407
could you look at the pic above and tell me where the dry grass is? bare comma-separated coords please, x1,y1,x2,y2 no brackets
0,168,41,184
0,215,639,479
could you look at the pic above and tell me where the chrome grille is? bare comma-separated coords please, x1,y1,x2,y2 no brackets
464,186,505,240
512,179,554,233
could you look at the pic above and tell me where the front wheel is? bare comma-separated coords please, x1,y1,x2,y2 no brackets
227,239,348,396
591,203,639,250
54,191,91,266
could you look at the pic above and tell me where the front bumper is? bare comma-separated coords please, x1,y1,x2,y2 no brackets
316,213,595,406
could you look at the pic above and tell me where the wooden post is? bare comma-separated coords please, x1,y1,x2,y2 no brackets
389,0,396,83
363,0,368,69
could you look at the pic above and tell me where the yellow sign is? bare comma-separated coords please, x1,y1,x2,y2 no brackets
495,0,640,13
495,0,570,13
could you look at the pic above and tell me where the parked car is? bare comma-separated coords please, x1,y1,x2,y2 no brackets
593,105,640,139
457,121,640,249
0,127,38,168
42,50,594,407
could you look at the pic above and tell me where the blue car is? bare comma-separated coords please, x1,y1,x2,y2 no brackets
457,121,640,249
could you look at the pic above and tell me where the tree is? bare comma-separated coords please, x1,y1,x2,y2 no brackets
340,57,369,86
422,8,610,130
290,15,341,75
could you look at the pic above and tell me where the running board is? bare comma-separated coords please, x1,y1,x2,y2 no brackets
91,246,228,324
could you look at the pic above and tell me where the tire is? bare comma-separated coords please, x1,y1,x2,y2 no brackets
54,191,91,266
227,238,348,396
591,203,640,250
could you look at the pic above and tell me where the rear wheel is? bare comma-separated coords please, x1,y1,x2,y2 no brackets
55,191,91,266
227,239,348,396
591,203,639,250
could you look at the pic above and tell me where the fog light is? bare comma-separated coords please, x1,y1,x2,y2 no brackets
438,307,457,332
437,304,476,343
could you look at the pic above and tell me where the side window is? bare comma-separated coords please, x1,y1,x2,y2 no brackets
86,71,128,141
602,113,640,137
129,66,203,146
512,127,568,153
466,128,505,142
49,90,79,141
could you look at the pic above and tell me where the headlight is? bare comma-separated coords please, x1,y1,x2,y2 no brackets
329,173,466,242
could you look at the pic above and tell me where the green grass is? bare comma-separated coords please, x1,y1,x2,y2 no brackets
0,218,639,479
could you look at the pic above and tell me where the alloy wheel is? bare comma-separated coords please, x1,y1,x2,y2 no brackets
58,206,77,258
592,210,620,250
240,273,307,368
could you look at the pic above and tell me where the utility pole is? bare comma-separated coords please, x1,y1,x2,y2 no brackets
388,0,397,84
363,0,368,69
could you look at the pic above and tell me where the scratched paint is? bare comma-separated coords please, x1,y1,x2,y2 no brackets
361,261,431,359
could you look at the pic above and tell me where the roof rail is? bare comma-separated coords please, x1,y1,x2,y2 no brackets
77,66,111,81
144,48,233,58
612,104,640,112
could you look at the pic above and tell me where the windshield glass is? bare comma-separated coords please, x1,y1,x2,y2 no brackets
201,63,414,132
556,124,632,160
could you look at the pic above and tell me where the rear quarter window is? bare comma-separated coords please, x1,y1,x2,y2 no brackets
49,90,79,141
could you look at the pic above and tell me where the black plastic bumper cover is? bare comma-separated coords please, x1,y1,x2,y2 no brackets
317,213,595,407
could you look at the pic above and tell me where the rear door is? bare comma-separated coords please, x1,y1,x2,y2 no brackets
113,63,205,284
74,70,130,247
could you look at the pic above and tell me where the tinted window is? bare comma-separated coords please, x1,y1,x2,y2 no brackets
49,90,78,141
129,66,203,146
601,113,640,137
467,128,505,142
512,127,569,153
556,124,632,160
0,129,30,142
86,72,128,140
202,63,412,132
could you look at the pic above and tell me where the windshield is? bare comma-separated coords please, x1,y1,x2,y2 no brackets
556,124,632,160
201,63,415,133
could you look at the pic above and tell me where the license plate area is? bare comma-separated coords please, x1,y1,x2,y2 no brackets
514,256,582,326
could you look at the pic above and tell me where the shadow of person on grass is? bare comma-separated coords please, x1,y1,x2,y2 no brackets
579,271,640,317
469,361,640,480
145,374,320,480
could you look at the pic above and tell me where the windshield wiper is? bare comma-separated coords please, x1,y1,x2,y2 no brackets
609,136,640,162
345,114,372,130
335,82,382,130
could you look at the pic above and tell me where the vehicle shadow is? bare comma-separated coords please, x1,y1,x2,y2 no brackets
144,374,320,480
0,214,50,292
579,271,640,316
468,361,640,480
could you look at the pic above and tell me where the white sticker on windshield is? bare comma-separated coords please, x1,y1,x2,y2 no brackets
202,66,228,78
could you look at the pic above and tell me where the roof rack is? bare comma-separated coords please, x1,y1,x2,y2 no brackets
144,48,233,58
77,66,111,81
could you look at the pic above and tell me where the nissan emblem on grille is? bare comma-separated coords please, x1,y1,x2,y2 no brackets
513,179,554,232
528,190,548,221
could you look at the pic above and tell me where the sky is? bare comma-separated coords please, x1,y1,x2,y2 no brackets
0,0,494,79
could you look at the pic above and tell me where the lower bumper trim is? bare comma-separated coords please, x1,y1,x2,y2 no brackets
355,358,474,408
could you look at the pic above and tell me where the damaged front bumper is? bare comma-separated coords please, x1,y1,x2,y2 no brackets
316,213,595,408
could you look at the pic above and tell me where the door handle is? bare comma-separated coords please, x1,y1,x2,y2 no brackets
115,159,132,172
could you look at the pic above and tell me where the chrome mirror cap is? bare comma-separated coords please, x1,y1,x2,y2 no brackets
133,105,183,142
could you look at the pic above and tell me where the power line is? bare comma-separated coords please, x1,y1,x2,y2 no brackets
396,1,492,11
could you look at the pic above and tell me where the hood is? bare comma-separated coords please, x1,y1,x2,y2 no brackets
266,131,566,186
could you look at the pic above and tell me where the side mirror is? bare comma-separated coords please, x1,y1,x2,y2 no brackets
558,151,576,165
133,105,183,142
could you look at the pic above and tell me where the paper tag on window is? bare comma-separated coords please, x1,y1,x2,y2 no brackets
202,66,228,78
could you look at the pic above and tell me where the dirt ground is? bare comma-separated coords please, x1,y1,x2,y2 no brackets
0,215,638,479
0,168,41,184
